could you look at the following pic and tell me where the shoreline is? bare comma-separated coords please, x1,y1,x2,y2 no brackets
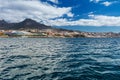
0,36,119,38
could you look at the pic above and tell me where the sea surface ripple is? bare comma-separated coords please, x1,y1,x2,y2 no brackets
1,38,120,80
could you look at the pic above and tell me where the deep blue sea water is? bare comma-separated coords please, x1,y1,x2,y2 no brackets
1,38,120,80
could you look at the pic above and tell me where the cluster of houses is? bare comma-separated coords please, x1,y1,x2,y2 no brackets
0,29,85,38
0,30,47,37
0,30,32,37
1,29,118,38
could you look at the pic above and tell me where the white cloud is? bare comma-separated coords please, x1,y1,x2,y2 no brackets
102,1,112,6
95,0,100,3
90,0,116,7
45,14,120,27
0,0,72,23
90,0,100,3
102,1,118,6
67,13,74,17
90,0,117,6
48,0,59,4
1,0,120,27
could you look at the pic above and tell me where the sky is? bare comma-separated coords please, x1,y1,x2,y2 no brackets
0,0,120,32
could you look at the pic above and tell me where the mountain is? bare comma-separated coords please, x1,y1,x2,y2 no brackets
0,19,52,30
1,19,120,38
0,20,9,29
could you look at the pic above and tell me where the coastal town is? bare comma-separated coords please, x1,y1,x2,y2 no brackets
0,29,120,38
0,29,85,38
0,19,120,38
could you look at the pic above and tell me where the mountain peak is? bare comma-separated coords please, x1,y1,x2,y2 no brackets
0,18,52,30
0,20,7,24
23,18,36,22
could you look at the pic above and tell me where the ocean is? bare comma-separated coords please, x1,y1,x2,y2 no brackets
0,38,120,80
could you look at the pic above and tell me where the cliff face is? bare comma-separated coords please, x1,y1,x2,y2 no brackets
0,19,52,30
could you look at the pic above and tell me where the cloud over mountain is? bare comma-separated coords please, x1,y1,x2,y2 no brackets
0,0,72,23
0,0,120,28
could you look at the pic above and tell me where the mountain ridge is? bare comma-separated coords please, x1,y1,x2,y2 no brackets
1,19,120,38
0,19,52,30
